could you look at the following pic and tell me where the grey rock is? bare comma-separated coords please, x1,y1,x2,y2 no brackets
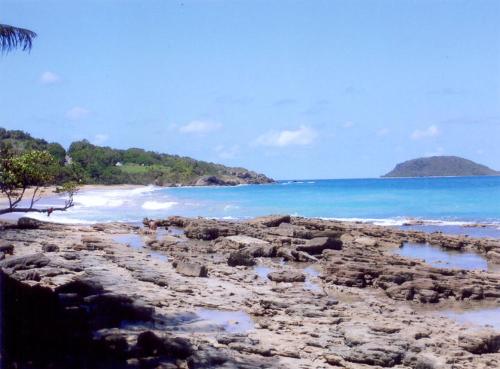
0,253,50,271
175,261,208,277
227,249,256,267
268,270,306,283
17,217,44,229
296,237,342,254
42,243,60,252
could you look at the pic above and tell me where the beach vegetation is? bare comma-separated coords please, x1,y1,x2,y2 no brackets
0,147,78,215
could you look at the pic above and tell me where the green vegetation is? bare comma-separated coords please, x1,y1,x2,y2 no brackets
0,147,77,215
0,127,272,187
383,156,500,177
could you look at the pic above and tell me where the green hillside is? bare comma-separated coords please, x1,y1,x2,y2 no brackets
0,128,273,186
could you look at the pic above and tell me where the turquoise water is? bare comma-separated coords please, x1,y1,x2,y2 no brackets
21,177,500,232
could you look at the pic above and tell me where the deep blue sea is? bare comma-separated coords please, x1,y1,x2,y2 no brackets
24,176,500,236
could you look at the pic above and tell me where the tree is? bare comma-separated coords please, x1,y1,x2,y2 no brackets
0,24,36,53
0,149,78,215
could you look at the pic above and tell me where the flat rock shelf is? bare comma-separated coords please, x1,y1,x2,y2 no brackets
1,215,499,369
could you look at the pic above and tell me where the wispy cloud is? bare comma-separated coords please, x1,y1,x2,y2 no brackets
178,120,222,134
376,127,390,137
215,144,239,159
39,71,61,85
92,134,108,145
411,125,440,140
342,121,354,128
255,125,317,147
66,106,90,121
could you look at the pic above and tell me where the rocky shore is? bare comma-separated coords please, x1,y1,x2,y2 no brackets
1,215,499,369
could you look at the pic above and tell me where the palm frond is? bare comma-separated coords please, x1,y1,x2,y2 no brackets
0,24,37,53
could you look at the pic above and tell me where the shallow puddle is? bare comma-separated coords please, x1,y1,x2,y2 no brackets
394,242,492,271
254,265,274,279
303,265,322,292
113,234,144,249
112,234,169,261
441,308,500,330
400,224,500,239
196,309,254,334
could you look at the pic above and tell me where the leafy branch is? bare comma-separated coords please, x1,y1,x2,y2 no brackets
0,148,78,215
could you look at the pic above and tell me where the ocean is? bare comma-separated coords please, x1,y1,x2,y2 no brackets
22,176,500,237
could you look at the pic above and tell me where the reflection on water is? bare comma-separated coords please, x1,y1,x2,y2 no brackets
197,309,254,334
442,308,500,330
395,242,492,271
113,234,144,249
254,265,273,279
303,265,322,292
112,233,169,261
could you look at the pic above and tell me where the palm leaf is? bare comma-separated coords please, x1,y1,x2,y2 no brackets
0,24,37,53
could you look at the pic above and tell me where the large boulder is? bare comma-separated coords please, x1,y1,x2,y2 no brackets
458,331,500,354
194,175,241,186
0,253,50,271
184,222,233,240
296,237,342,254
223,235,270,249
247,215,291,227
17,217,44,229
227,249,256,267
267,270,305,283
175,261,208,277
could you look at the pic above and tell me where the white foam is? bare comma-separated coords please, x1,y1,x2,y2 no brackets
26,212,96,225
73,185,159,208
141,201,178,210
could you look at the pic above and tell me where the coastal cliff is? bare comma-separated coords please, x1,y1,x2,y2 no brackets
383,156,499,177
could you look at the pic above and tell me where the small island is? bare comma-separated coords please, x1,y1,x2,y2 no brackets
383,156,500,178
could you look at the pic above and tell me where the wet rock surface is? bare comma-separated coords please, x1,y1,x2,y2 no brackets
0,216,499,368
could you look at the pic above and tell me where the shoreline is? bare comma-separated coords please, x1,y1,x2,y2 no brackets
0,184,146,204
1,184,500,237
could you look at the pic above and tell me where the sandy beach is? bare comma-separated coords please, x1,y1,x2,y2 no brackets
0,184,147,205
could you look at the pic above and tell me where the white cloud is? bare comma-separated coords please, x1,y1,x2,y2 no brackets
92,134,108,145
178,120,222,134
39,71,61,84
411,125,440,140
215,144,239,159
376,128,390,137
343,121,354,128
66,106,90,121
255,125,317,147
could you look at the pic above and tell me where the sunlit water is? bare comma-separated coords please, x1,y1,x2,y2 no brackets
442,308,500,330
394,242,497,271
8,177,500,238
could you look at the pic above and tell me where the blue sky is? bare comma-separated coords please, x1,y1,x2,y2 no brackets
1,0,499,179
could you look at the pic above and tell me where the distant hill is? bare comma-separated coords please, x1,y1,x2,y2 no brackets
383,156,500,178
0,127,274,186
